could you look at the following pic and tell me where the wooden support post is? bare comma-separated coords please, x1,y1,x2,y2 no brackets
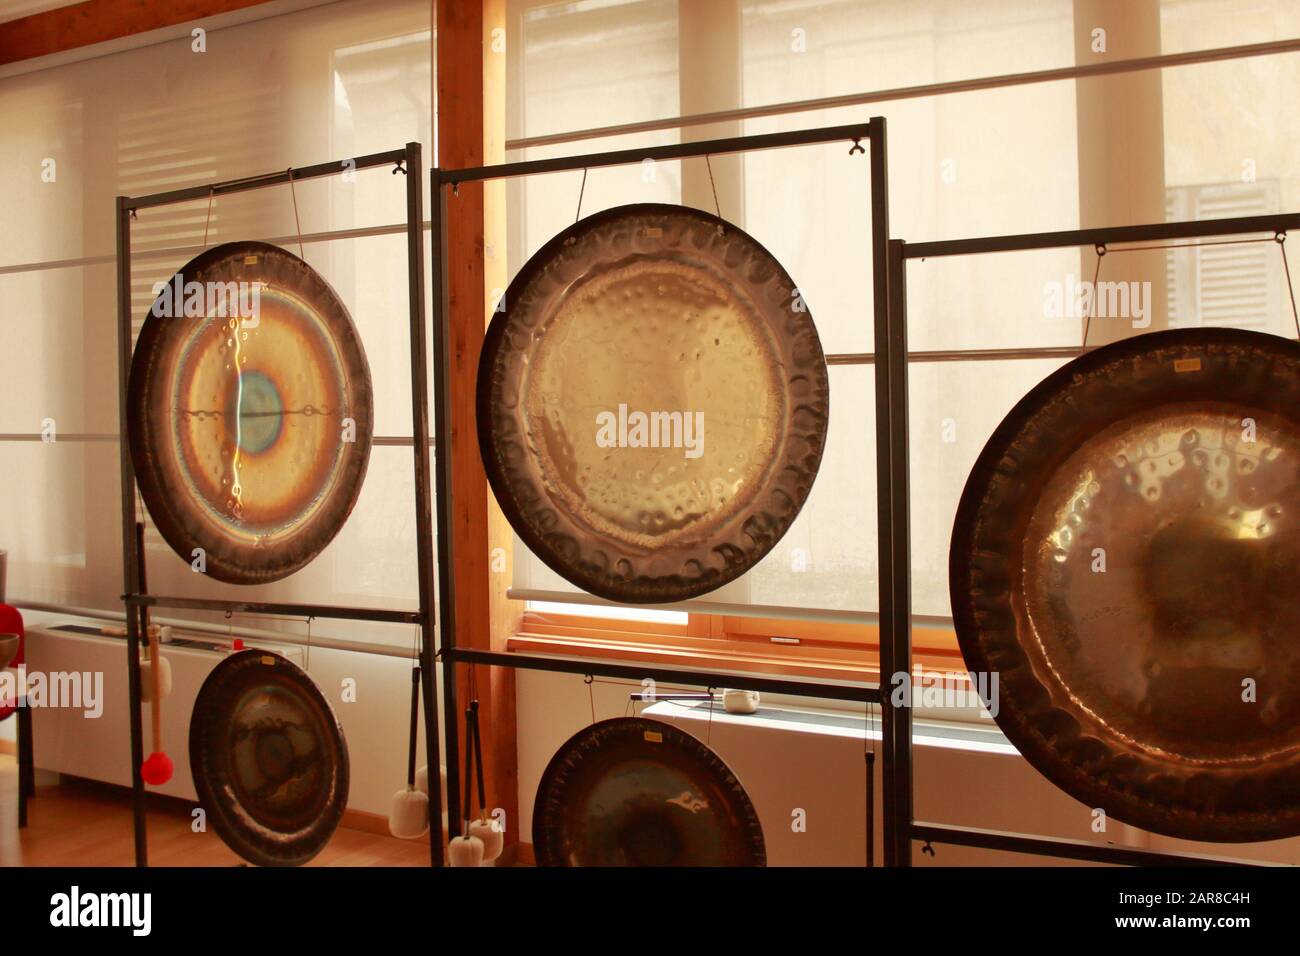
435,0,521,857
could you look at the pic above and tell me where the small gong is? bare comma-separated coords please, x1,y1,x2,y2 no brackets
533,717,765,866
190,650,348,866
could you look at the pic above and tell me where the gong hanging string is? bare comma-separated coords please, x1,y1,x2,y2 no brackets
587,676,712,712
287,167,305,260
1083,235,1293,345
1102,235,1278,255
574,168,588,224
705,685,715,746
704,155,722,220
585,673,596,725
201,186,215,249
1277,232,1300,339
1080,243,1105,353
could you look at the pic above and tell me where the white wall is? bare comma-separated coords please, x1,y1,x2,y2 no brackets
17,610,433,818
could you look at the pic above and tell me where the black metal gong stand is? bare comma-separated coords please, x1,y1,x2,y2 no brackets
430,120,890,860
114,142,446,867
885,211,1300,867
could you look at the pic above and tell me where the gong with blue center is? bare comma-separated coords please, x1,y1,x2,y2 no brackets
128,241,373,584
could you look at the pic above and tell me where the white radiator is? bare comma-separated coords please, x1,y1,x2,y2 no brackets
643,700,875,866
517,670,1146,865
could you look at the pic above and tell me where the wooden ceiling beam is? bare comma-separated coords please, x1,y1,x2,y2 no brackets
0,0,274,66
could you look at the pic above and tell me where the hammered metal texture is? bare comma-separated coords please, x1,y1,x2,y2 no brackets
128,242,373,584
189,650,348,867
952,327,1300,842
533,717,766,866
478,204,829,602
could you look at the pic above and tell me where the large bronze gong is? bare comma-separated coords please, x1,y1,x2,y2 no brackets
478,204,829,603
952,327,1300,842
128,241,372,584
190,650,348,866
533,717,765,866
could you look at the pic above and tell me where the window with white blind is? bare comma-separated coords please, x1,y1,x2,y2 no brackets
1165,182,1286,333
0,0,432,647
507,0,1081,625
509,0,1300,638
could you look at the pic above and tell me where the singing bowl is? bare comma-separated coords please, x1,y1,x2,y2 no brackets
128,241,372,584
951,327,1300,842
533,717,765,866
190,650,348,866
478,204,829,603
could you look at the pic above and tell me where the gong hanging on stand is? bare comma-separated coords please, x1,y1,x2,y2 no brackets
533,717,766,866
477,204,829,603
128,241,373,584
190,650,349,866
951,327,1300,842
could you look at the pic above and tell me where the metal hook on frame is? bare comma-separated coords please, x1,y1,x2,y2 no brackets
392,159,407,176
849,137,865,156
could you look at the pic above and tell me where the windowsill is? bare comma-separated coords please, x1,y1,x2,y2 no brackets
505,631,967,686
644,699,1017,755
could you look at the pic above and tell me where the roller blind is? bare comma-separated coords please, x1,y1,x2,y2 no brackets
505,0,1082,621
0,0,432,646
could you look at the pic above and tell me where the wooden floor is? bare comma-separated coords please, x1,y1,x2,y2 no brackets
0,755,432,867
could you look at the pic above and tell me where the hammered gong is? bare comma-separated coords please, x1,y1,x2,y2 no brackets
128,241,372,584
478,204,829,603
952,327,1300,842
190,650,348,866
534,717,765,866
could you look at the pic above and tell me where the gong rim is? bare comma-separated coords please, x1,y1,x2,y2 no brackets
477,203,829,603
951,326,1300,842
189,649,349,866
128,241,373,585
533,717,766,866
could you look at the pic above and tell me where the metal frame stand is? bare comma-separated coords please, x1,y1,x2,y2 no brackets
114,142,445,867
430,120,891,860
886,211,1300,867
16,702,33,826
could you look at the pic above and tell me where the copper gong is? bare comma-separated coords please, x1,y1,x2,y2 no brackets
533,718,765,866
478,204,829,603
952,327,1300,842
190,650,348,866
128,241,372,584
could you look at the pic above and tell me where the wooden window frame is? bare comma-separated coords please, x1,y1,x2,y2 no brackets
509,606,967,685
